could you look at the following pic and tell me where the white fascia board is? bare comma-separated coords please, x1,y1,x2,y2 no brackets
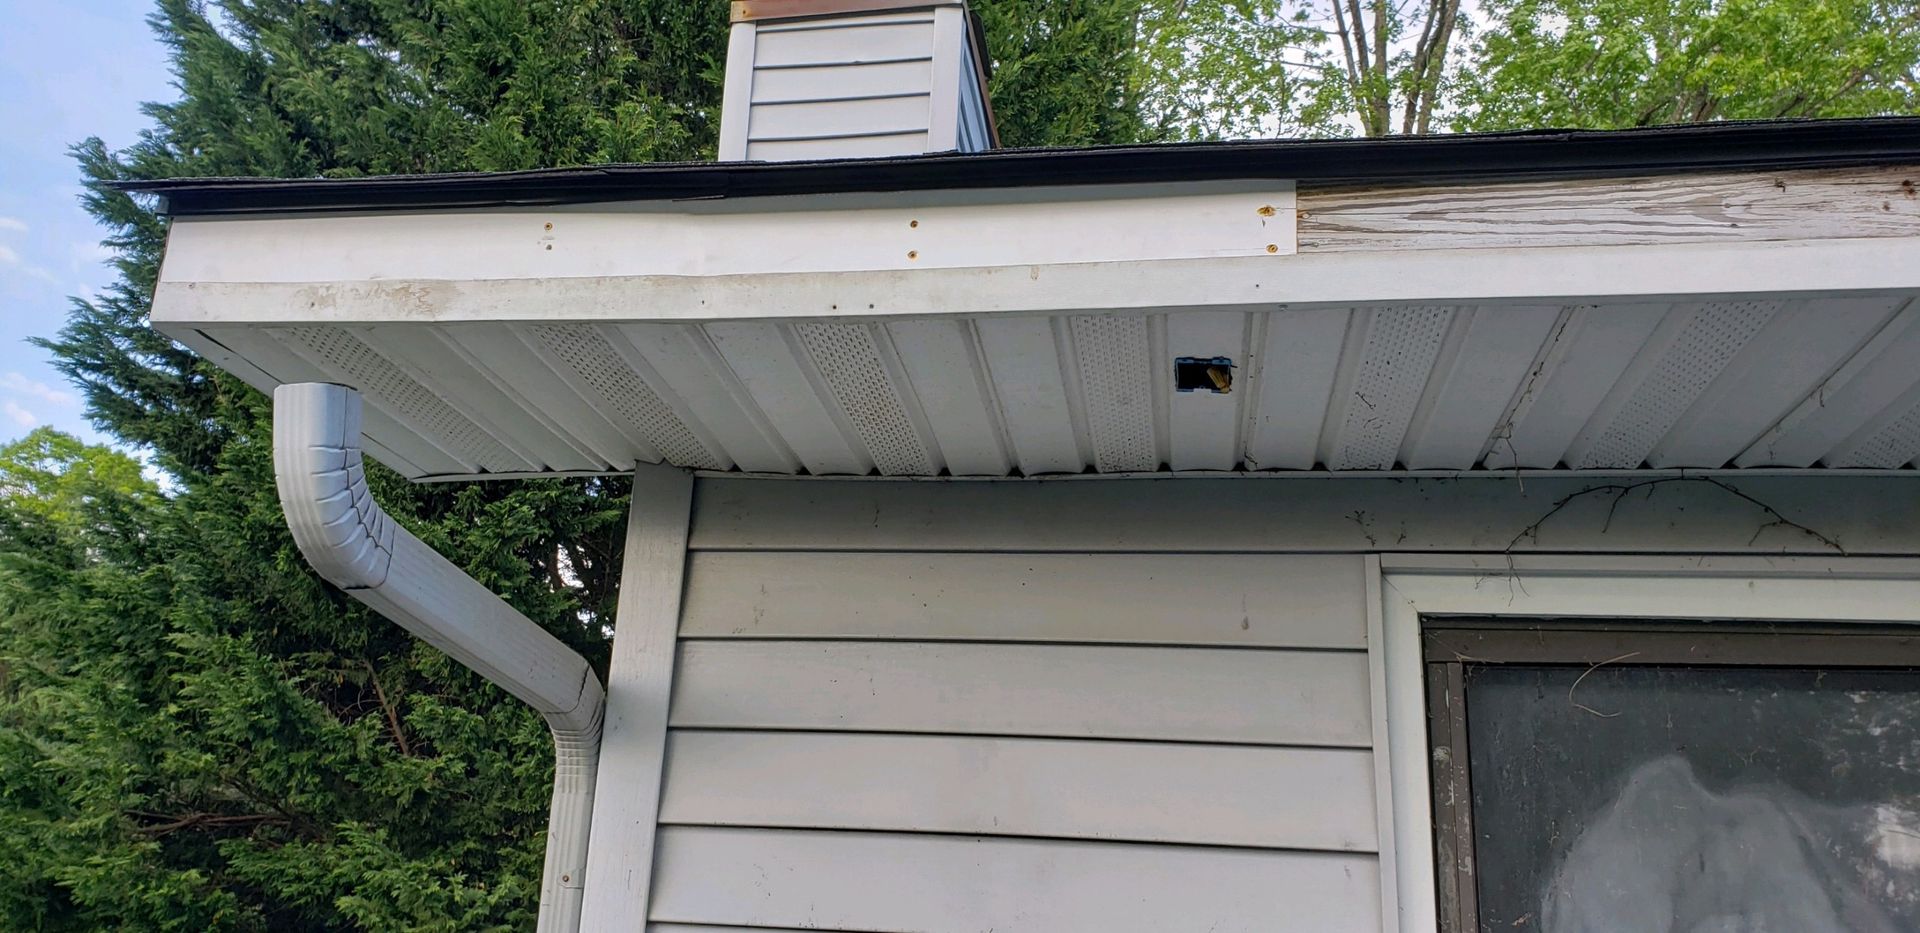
153,182,1296,285
153,235,1920,331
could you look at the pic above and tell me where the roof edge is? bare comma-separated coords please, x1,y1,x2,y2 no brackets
118,117,1920,216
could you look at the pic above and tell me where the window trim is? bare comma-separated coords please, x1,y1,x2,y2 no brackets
1373,562,1920,933
1421,620,1920,933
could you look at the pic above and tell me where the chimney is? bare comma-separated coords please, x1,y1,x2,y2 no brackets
719,1,997,161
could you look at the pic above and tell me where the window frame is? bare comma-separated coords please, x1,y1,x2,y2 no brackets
1421,620,1920,933
1373,559,1920,933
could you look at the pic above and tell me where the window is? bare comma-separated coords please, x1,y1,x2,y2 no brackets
1425,621,1920,933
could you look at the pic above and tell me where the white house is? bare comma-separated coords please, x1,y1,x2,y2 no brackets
126,1,1920,930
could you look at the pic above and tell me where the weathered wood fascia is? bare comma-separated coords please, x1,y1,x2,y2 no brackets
1297,164,1920,252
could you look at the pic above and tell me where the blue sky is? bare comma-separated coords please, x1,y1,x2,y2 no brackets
0,0,171,447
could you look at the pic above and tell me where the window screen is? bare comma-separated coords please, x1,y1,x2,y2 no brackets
1428,625,1920,933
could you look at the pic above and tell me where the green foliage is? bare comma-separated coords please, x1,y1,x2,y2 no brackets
0,419,624,929
1133,0,1351,138
1456,0,1920,130
1129,0,1477,138
6,0,717,928
0,428,159,528
974,0,1156,145
1135,0,1917,139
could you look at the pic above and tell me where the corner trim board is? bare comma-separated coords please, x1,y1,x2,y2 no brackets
717,23,758,161
1363,554,1401,933
925,5,965,152
579,466,696,925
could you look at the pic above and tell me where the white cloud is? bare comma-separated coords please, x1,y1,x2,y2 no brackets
2,373,76,408
68,239,114,269
3,401,37,429
0,244,62,286
0,217,26,234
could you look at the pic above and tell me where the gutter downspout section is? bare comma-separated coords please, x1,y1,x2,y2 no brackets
272,383,603,933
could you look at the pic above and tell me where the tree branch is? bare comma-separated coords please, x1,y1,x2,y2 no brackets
1402,0,1443,133
364,659,413,757
1330,0,1365,98
1370,0,1390,133
131,811,291,836
1414,0,1461,133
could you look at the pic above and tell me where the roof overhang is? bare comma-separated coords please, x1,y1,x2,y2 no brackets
133,121,1920,481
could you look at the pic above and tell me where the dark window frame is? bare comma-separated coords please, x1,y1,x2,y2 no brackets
1421,618,1920,933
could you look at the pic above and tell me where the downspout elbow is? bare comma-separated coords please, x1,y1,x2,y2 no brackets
272,383,602,931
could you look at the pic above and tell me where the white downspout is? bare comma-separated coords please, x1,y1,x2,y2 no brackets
271,383,602,933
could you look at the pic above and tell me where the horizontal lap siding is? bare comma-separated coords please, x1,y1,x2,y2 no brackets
649,828,1382,933
649,543,1381,931
745,133,931,161
679,552,1366,646
751,59,933,102
660,731,1379,851
748,95,932,141
670,640,1373,746
752,17,932,67
744,13,936,160
651,927,836,933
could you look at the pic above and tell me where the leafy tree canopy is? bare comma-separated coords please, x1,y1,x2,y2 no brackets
1456,0,1920,130
1133,0,1918,137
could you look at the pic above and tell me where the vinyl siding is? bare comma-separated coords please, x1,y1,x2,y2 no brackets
723,7,992,161
741,13,936,161
626,473,1920,930
647,522,1383,931
650,828,1379,932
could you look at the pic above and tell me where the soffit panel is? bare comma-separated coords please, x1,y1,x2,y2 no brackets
180,293,1920,480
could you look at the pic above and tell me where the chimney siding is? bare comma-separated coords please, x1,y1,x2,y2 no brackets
719,2,995,161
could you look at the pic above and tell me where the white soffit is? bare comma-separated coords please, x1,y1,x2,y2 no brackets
174,295,1920,480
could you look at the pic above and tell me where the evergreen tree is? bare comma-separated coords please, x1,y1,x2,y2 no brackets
975,0,1156,145
12,1,717,928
